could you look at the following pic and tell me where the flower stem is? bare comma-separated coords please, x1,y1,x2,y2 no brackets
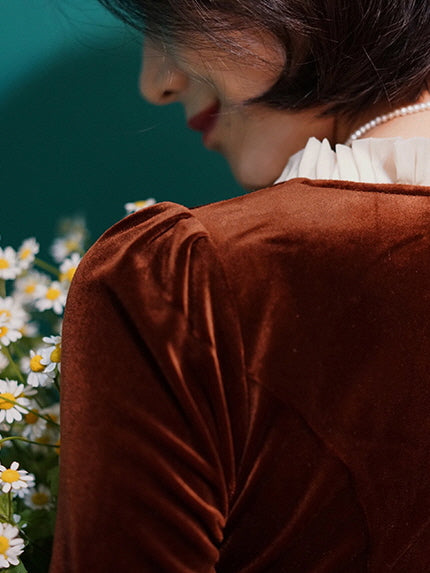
0,436,59,449
7,491,12,522
0,396,60,428
34,258,60,278
2,347,25,384
0,280,5,298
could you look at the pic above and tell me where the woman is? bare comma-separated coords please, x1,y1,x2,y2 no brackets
50,1,430,571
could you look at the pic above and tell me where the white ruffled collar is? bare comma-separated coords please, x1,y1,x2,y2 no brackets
275,137,430,186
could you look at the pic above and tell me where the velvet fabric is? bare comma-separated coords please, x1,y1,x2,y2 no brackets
50,178,430,572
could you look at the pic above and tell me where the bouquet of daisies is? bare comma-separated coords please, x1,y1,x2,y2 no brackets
0,218,86,572
0,199,154,572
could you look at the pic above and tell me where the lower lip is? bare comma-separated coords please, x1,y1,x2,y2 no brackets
188,103,220,146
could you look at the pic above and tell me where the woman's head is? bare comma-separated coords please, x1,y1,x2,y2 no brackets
99,0,430,188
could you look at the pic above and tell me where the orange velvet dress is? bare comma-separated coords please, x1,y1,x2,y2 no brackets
50,178,430,572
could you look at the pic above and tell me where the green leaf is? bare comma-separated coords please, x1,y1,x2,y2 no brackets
8,561,28,573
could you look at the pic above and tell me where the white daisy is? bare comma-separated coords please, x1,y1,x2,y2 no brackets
12,514,26,529
14,271,48,304
42,335,61,347
20,321,39,338
53,319,63,336
56,217,87,242
30,403,60,453
0,522,25,568
0,461,34,494
41,336,61,372
50,233,84,263
0,297,28,346
59,253,81,285
41,402,60,426
16,238,39,271
0,247,19,280
124,198,156,214
0,380,29,424
24,484,53,510
21,407,47,440
0,297,27,329
31,432,60,454
27,350,56,388
34,281,67,315
22,385,37,398
19,357,30,375
0,317,22,347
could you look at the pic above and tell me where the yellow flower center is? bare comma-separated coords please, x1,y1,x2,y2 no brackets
25,410,39,425
0,259,10,270
24,284,36,295
0,535,10,555
60,268,76,282
30,354,45,373
19,248,32,260
0,326,8,337
0,310,11,319
50,346,61,363
46,287,61,301
65,239,79,251
46,413,59,424
31,491,49,506
1,469,20,483
0,393,16,410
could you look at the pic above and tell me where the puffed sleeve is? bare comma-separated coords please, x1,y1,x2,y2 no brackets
50,203,249,572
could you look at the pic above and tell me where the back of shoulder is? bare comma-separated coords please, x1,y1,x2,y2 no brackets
191,178,430,279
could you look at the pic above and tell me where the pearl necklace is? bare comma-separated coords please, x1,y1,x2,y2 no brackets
345,101,430,146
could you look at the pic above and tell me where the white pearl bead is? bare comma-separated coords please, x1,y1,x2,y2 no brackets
345,100,430,145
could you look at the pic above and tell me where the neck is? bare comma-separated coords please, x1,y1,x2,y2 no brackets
336,92,430,144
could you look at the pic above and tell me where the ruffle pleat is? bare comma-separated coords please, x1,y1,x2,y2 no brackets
276,137,430,185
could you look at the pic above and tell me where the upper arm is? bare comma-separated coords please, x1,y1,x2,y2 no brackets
51,204,248,572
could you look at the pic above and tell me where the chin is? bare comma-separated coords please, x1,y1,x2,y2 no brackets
223,145,286,190
230,162,280,191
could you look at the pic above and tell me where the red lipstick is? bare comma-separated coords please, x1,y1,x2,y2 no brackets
187,102,220,143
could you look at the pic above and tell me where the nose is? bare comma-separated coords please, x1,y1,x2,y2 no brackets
139,39,189,105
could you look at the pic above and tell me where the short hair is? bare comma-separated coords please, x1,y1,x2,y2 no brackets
98,0,430,117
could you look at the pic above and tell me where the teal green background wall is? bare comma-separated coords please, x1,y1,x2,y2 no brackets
1,0,242,254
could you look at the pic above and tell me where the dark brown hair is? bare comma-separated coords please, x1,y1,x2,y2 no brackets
98,0,430,116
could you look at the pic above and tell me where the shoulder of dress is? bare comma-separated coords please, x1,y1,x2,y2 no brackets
79,201,209,278
97,201,199,249
69,201,236,338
